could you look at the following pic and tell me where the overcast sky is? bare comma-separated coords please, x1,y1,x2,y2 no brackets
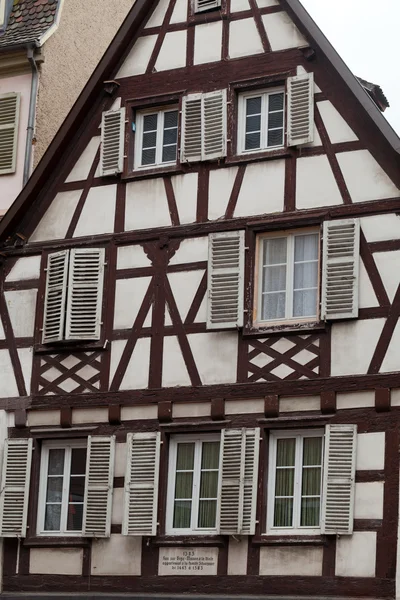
300,0,400,135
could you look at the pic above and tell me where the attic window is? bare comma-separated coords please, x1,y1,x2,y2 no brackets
194,0,221,14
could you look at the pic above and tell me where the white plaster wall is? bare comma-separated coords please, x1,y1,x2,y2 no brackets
0,73,32,212
361,214,400,243
146,0,169,27
125,178,171,231
280,395,320,413
91,535,141,576
5,290,37,338
331,319,385,376
117,245,151,269
172,402,211,418
227,538,248,575
171,173,198,224
381,321,400,373
0,350,19,397
167,270,205,323
114,278,153,330
6,256,41,282
234,160,285,217
392,390,400,407
188,332,238,384
72,407,108,424
374,251,400,303
354,482,384,519
262,11,307,51
225,399,264,414
30,190,81,242
18,347,33,395
256,0,278,6
73,185,116,237
229,18,263,58
317,101,358,144
27,410,60,427
335,532,376,577
65,137,100,183
162,335,191,387
121,404,157,421
356,432,385,470
260,546,323,576
359,261,379,308
296,155,342,209
170,0,187,23
169,236,208,265
208,167,238,221
231,0,250,11
110,338,151,389
337,150,399,203
115,442,127,477
111,488,124,524
336,391,375,410
30,548,83,575
194,21,222,65
155,31,187,71
117,35,157,78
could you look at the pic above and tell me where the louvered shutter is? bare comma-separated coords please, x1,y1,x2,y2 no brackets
65,248,105,341
218,428,260,535
42,250,70,344
123,432,161,536
100,107,125,176
321,219,360,320
0,93,20,175
82,436,115,537
182,90,226,162
195,0,221,12
287,72,314,146
321,424,357,535
0,439,32,537
207,230,245,329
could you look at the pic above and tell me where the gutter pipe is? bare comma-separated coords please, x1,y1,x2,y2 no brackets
23,45,39,185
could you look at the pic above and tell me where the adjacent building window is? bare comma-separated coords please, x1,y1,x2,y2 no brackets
268,430,324,533
37,441,87,535
0,92,20,175
238,89,285,153
256,230,319,324
166,434,221,534
134,107,179,169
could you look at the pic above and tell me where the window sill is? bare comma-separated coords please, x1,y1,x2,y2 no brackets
23,536,90,548
123,164,184,182
243,320,326,338
226,148,292,166
34,341,108,354
153,535,226,547
252,535,326,546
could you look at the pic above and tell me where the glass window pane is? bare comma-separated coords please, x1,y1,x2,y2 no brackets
48,449,65,475
261,291,286,321
67,503,84,531
263,265,286,293
276,438,296,466
71,448,87,475
173,500,192,528
143,113,158,132
201,442,220,469
163,128,178,145
274,498,293,527
246,114,261,133
175,472,193,499
199,471,219,498
44,503,61,531
300,497,320,527
198,500,217,528
294,234,319,262
142,148,156,165
294,262,318,290
245,132,261,150
302,467,321,496
164,110,178,128
303,437,322,466
269,93,284,111
263,238,287,265
46,477,63,503
267,129,283,147
293,288,317,318
69,476,85,503
162,145,177,163
176,443,195,470
246,96,262,115
275,468,294,497
268,111,284,129
142,131,157,148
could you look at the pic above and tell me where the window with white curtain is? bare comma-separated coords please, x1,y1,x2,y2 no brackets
166,434,221,534
267,430,324,534
238,88,285,154
37,441,87,535
256,230,319,324
134,106,179,169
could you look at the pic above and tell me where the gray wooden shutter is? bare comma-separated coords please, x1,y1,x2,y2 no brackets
182,90,226,162
100,107,125,176
123,432,161,536
195,0,221,12
321,424,357,535
218,428,260,535
321,219,360,320
0,439,32,537
182,94,202,163
42,250,70,344
287,72,314,146
65,248,105,341
82,436,115,538
207,230,245,329
0,93,20,175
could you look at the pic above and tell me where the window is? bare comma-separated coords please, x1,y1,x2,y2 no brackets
134,107,179,169
37,441,87,535
166,434,221,534
238,89,285,154
194,0,221,13
268,430,324,533
256,230,319,324
0,93,20,175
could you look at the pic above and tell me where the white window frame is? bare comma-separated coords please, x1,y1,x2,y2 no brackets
37,440,87,537
134,105,179,170
267,429,324,535
237,87,285,155
166,433,221,535
254,228,320,326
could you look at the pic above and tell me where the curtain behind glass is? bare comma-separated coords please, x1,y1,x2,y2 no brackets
198,441,220,528
44,448,65,531
273,438,295,527
293,234,318,318
262,237,287,321
300,437,322,527
173,443,195,528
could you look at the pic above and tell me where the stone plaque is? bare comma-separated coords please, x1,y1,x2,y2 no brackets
159,546,218,576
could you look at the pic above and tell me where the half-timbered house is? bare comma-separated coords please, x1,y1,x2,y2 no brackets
0,0,400,598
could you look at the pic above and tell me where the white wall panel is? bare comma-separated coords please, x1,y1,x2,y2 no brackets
5,290,37,337
119,337,151,390
171,173,198,224
91,535,141,576
188,333,237,384
354,482,384,519
30,190,81,242
73,185,116,237
72,408,108,424
260,546,323,576
169,237,208,265
331,319,385,376
145,0,169,27
234,161,284,217
65,137,100,183
296,155,342,209
125,179,171,231
229,18,263,58
30,548,83,575
356,432,385,471
114,442,127,478
336,532,376,577
359,261,379,308
116,36,157,78
208,167,238,221
111,488,123,525
27,410,60,427
121,405,157,421
18,348,33,395
280,395,320,413
162,335,191,387
155,31,187,71
374,251,400,302
231,0,250,10
337,150,399,203
225,399,263,414
172,402,211,418
194,21,222,65
117,245,152,270
114,278,152,329
167,270,205,322
170,0,187,23
317,101,358,144
256,0,278,6
262,12,307,51
6,256,41,282
228,538,248,575
381,321,400,373
361,214,400,243
336,391,375,410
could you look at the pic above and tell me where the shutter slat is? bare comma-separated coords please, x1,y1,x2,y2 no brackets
65,248,105,341
182,95,202,162
287,72,314,146
321,219,360,320
207,231,245,329
0,439,32,537
0,93,20,174
321,424,357,535
195,0,221,12
123,432,161,536
100,107,125,176
82,436,115,537
42,250,70,344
